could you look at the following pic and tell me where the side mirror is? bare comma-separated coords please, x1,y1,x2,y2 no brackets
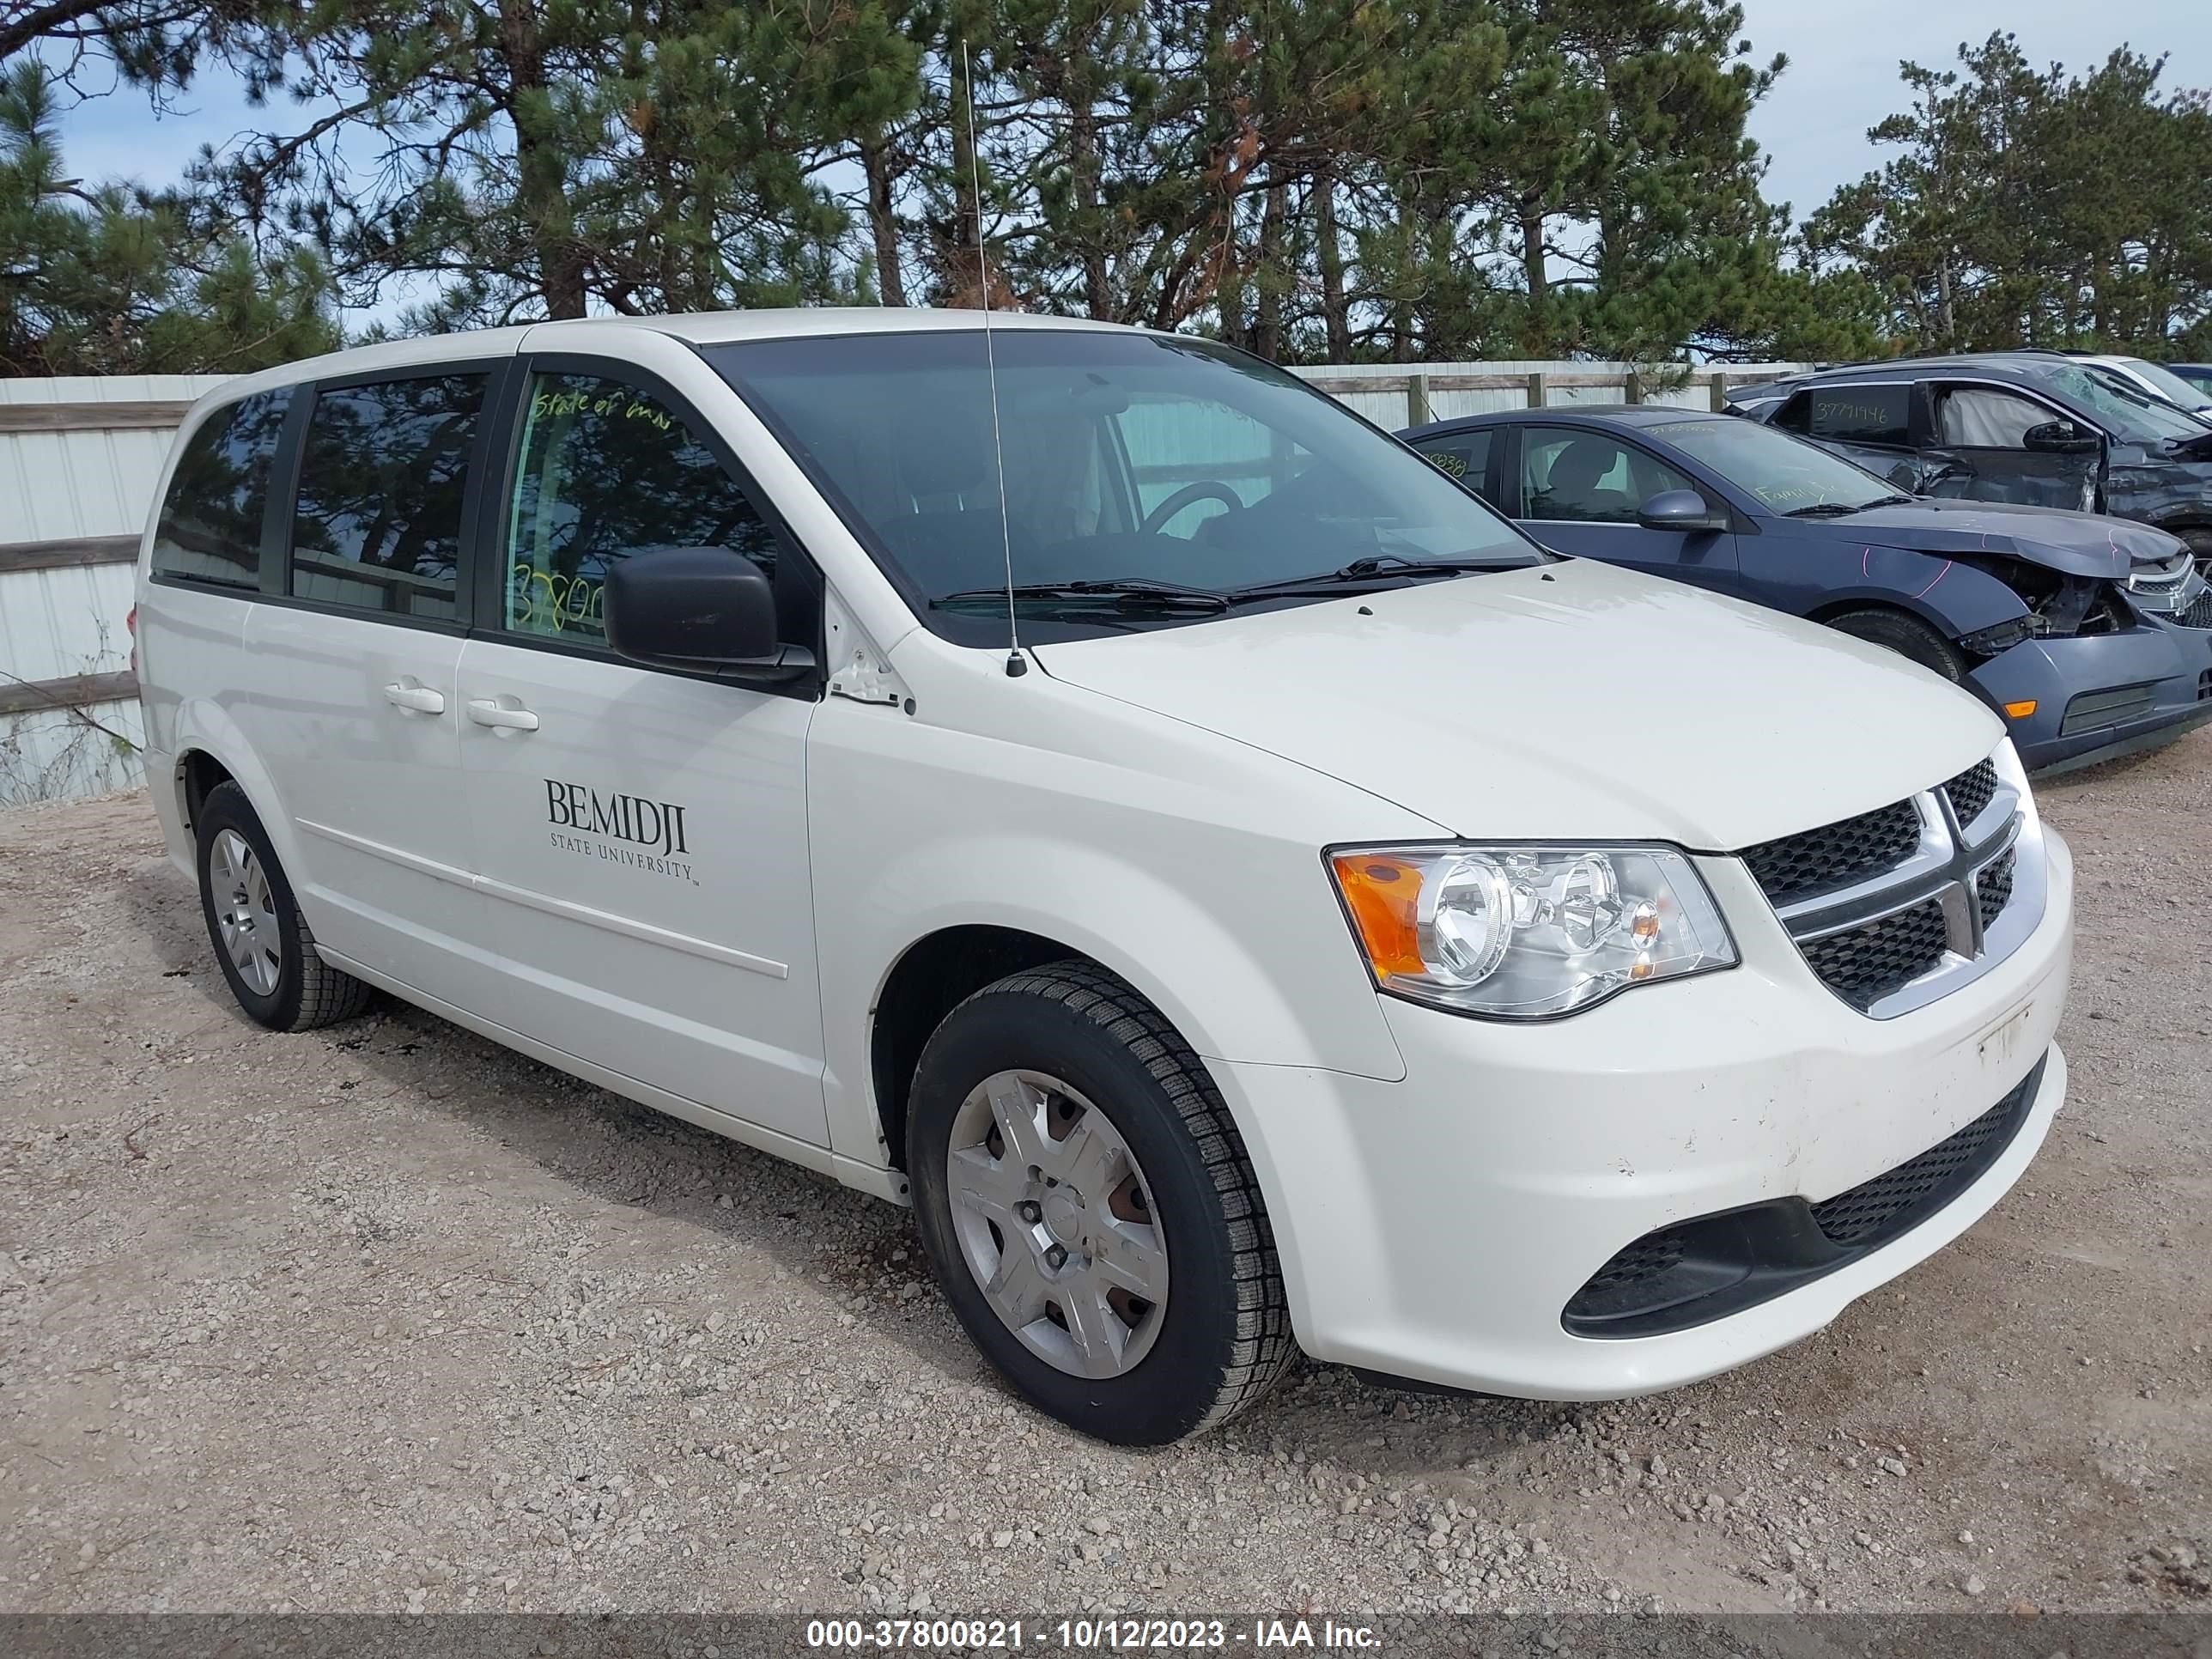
1636,489,1728,533
604,547,813,682
2023,420,2100,455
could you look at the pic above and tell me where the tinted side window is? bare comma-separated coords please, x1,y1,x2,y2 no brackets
1770,392,1809,433
1808,385,1910,447
503,371,779,645
151,392,289,588
1936,387,2054,450
1412,430,1495,502
1519,427,1695,524
289,374,487,620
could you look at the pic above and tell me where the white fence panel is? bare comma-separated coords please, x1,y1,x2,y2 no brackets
1,374,233,803
0,697,146,808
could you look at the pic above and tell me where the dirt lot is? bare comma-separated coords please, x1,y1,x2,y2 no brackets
2,739,2208,1619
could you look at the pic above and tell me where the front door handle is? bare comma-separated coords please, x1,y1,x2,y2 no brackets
466,698,541,732
383,681,446,714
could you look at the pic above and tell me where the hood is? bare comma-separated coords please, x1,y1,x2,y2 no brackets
1790,498,2186,580
1032,560,2002,850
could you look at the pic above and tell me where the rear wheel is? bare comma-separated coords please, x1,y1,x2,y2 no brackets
1826,606,1968,683
195,781,374,1031
906,962,1293,1445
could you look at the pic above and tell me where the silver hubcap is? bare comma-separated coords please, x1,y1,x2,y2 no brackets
210,829,283,996
946,1070,1169,1378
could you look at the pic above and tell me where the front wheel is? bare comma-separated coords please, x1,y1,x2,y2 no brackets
1826,606,1968,683
906,962,1293,1445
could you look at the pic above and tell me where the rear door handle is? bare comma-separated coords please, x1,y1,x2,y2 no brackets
466,698,540,732
383,681,446,714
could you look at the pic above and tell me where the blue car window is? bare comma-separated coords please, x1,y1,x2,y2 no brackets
1520,428,1694,524
1410,429,1494,502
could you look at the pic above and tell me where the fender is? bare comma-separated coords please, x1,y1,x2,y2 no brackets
817,830,1412,1171
163,699,310,895
2105,465,2212,536
1767,544,2032,641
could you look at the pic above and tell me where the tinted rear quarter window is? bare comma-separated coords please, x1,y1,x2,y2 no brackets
1808,385,1911,447
289,374,487,620
1413,430,1494,501
151,392,289,588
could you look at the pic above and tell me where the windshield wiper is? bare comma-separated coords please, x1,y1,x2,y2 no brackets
932,579,1231,614
1783,498,1901,518
1227,553,1534,598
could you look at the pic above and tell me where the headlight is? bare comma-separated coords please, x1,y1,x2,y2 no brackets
1327,843,1737,1019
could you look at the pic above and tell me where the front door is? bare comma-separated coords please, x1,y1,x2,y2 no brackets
453,356,830,1146
1510,423,1739,592
1922,384,2102,511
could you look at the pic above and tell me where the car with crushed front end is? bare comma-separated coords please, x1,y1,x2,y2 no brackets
1401,405,2212,775
134,310,2073,1445
1729,353,2212,573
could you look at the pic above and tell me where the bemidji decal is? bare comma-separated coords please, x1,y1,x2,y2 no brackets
544,779,697,883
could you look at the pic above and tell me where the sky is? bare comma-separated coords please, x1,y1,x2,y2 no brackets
37,0,2212,322
1739,0,2212,221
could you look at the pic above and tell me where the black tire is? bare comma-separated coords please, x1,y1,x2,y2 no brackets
1826,606,1968,683
195,781,374,1032
906,962,1294,1445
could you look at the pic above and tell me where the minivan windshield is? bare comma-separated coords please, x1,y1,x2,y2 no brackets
2014,362,2209,445
1654,416,1901,514
708,330,1538,637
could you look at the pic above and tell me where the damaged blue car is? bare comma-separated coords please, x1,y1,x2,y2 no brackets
1401,405,2212,775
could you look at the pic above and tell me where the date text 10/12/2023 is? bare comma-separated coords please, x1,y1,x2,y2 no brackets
804,1619,1383,1650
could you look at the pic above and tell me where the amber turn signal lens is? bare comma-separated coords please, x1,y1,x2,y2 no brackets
2002,699,2038,719
1329,854,1425,980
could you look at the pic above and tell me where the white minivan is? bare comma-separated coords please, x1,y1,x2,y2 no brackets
135,311,2074,1444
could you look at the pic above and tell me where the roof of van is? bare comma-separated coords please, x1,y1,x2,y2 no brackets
186,307,1140,413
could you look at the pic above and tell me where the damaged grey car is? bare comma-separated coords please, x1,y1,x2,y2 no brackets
1730,353,2212,579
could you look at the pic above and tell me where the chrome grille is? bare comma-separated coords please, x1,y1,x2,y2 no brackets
1942,760,1998,829
1799,900,1950,1012
1740,799,1922,907
1977,848,2016,929
2125,549,2202,617
1742,753,2043,1018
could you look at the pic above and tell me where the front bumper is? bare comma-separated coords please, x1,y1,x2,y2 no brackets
1214,829,2074,1400
1971,623,2212,775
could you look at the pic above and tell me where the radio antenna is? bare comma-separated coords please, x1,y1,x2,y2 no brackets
963,39,1025,678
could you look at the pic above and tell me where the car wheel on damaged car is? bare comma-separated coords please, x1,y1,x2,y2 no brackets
137,310,2072,1443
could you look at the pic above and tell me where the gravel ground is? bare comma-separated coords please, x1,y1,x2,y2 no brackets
1,738,2208,1619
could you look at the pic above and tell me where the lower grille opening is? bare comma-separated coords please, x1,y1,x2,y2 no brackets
2060,683,2159,736
2198,668,2212,703
1562,1057,2045,1340
2183,591,2212,629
